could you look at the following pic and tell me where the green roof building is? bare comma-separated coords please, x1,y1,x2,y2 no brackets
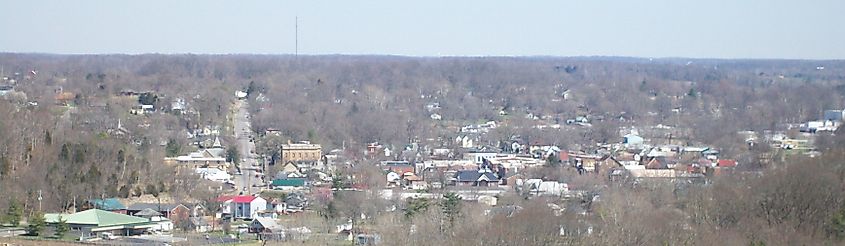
87,198,127,212
46,209,155,236
271,178,306,188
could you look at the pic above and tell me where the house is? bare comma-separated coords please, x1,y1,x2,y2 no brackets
85,198,127,214
168,137,227,168
716,159,738,168
404,175,428,190
623,133,644,147
249,217,284,236
382,161,415,175
133,208,163,218
250,218,285,240
282,193,308,213
523,179,569,196
186,217,210,233
126,203,190,225
463,151,499,165
171,98,187,114
235,90,248,100
45,209,153,238
454,170,500,187
569,153,606,173
356,234,381,245
0,85,13,96
824,109,845,122
280,162,305,178
216,195,236,216
386,171,402,187
644,156,679,169
232,195,268,219
195,168,232,182
528,145,561,159
133,208,174,232
54,91,75,106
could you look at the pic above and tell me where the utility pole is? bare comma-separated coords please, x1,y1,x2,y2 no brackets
295,16,299,57
37,190,42,211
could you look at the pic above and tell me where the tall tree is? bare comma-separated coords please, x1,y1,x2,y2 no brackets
440,192,461,232
5,199,22,226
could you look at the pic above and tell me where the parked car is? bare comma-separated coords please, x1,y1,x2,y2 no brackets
100,232,117,240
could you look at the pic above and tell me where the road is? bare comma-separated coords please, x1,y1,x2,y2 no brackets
232,100,263,195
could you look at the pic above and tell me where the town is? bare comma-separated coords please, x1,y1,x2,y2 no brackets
0,53,844,245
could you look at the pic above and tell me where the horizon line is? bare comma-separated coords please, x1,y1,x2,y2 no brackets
0,52,842,62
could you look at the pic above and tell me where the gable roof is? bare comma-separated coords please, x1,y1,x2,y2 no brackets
88,198,127,211
232,195,258,203
47,209,148,227
455,170,499,182
134,208,163,217
205,148,226,158
251,217,283,231
216,195,236,203
284,194,307,206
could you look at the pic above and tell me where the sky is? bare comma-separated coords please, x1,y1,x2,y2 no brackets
1,0,844,59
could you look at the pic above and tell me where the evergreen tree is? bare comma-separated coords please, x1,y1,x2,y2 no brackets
26,211,45,236
440,193,461,231
165,139,181,157
44,130,52,145
54,217,69,238
59,143,70,161
546,154,560,167
830,207,845,239
226,146,240,165
5,199,22,226
404,198,430,219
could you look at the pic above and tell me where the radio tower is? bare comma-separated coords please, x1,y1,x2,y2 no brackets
295,16,299,57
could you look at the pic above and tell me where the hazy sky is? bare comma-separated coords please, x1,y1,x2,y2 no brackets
1,0,844,59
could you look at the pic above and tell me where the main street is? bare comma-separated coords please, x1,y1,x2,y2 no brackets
232,100,263,195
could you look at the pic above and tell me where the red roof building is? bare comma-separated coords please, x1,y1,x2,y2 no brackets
216,195,236,203
717,159,738,168
232,195,258,203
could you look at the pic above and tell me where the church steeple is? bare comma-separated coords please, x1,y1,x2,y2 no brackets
212,136,223,148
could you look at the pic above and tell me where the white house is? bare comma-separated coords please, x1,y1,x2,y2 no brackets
386,172,401,187
463,151,499,165
235,90,248,99
623,133,644,147
195,168,231,182
522,179,569,196
231,196,267,219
